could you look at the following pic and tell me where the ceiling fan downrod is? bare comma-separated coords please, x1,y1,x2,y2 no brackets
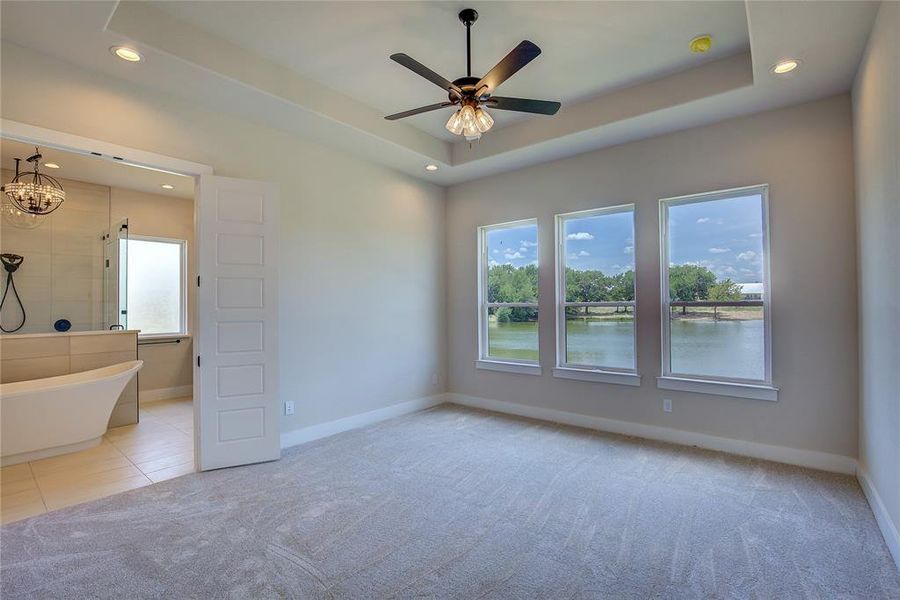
460,8,478,78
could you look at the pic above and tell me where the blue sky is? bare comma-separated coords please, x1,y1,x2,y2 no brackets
563,210,634,274
487,224,538,268
487,193,764,284
668,194,764,283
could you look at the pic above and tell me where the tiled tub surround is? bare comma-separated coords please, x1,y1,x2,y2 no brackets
0,330,139,426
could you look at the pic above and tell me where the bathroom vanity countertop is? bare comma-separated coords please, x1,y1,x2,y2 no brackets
0,330,141,340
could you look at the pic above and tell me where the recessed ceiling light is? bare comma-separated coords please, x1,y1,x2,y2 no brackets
160,184,175,190
424,164,439,172
43,162,60,169
689,35,712,54
771,59,801,74
111,46,143,62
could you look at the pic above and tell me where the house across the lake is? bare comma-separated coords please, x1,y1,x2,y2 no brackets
739,283,764,300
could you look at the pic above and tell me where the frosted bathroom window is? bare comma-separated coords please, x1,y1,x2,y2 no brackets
120,237,186,336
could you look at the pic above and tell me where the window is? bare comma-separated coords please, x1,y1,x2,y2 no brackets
477,219,539,373
120,236,187,337
555,205,637,383
659,185,775,399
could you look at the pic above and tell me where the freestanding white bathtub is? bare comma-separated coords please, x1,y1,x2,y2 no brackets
1,360,143,466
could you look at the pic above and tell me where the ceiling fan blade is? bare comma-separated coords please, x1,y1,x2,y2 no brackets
487,97,561,115
475,41,541,95
390,54,462,95
385,102,454,121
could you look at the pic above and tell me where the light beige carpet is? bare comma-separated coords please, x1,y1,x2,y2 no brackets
2,404,899,599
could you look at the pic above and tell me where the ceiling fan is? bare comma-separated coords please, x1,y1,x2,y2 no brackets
385,8,561,141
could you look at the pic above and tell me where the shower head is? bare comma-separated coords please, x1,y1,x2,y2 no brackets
1,253,23,273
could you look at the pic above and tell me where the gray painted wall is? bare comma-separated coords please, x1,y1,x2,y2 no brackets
447,95,858,459
853,0,900,560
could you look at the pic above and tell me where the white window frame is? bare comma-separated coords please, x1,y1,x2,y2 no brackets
476,218,541,375
122,234,189,339
553,205,640,386
658,184,777,401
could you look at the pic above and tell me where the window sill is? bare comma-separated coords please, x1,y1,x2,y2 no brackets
475,360,542,376
656,376,778,401
553,367,641,387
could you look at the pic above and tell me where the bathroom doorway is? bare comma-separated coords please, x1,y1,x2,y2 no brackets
1,125,203,524
1,121,281,524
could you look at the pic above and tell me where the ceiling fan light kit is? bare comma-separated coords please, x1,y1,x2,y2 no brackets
386,8,560,143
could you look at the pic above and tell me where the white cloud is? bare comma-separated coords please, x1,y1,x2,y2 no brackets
577,250,590,257
737,250,757,261
520,240,537,247
492,249,499,254
488,259,499,267
566,232,594,240
504,251,524,260
708,247,731,254
696,217,711,224
624,245,634,254
748,233,762,238
567,253,580,260
722,266,737,276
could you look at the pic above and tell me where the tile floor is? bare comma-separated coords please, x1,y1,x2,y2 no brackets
0,397,194,525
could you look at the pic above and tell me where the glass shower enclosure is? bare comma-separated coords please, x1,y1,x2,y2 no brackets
102,218,128,330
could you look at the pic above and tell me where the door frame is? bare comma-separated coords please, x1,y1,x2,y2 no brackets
1,119,215,470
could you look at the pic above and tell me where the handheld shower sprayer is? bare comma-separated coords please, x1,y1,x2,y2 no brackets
1,253,26,333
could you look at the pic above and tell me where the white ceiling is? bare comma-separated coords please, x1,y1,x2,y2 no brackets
155,1,751,141
0,1,880,185
1,138,193,199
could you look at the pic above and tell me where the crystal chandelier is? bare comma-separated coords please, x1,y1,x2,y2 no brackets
2,147,66,216
446,101,494,142
1,199,46,230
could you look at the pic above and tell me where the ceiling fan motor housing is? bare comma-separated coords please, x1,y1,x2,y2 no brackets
459,8,478,26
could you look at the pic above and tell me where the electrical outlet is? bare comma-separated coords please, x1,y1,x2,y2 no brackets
663,398,672,413
431,373,439,386
284,401,295,416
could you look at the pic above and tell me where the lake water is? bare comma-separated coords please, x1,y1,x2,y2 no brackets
487,319,764,379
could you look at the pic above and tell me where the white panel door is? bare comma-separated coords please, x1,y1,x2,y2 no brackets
196,175,280,470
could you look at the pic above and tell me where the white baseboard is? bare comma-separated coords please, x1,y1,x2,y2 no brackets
140,385,193,404
446,393,858,475
280,394,446,450
858,468,900,572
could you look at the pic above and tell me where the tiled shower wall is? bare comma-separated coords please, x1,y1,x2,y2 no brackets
0,169,110,334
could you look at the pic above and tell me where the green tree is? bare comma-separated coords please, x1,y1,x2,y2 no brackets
708,278,742,301
609,270,635,312
708,278,743,319
668,264,716,314
565,268,610,315
488,263,538,322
